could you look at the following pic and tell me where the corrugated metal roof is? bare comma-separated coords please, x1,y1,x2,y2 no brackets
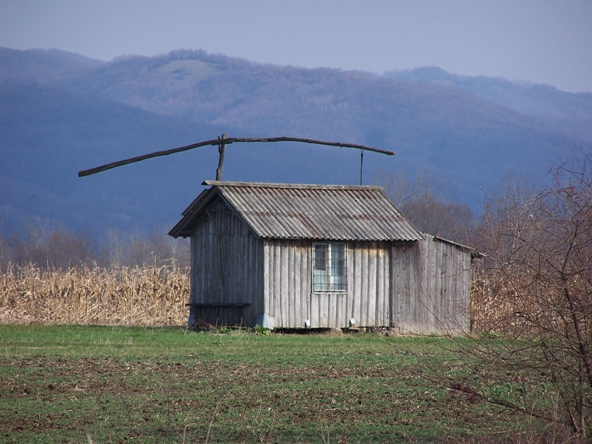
169,181,423,241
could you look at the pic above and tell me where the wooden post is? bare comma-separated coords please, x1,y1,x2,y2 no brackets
360,148,364,185
216,134,226,181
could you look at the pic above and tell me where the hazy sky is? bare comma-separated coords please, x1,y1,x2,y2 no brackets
1,0,591,93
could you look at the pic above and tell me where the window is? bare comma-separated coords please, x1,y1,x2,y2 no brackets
313,243,347,292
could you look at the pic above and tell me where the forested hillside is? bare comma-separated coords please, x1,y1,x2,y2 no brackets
1,47,591,240
385,66,592,142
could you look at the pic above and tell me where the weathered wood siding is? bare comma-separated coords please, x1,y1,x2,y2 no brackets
391,235,471,335
349,241,391,328
190,198,264,326
263,240,311,328
263,240,392,329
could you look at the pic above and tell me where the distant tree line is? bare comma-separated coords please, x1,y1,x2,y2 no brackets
0,226,189,271
1,169,474,270
375,168,474,244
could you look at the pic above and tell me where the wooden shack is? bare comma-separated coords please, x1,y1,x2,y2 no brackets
169,181,476,335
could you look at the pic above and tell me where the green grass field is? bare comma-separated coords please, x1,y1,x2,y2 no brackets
0,325,544,443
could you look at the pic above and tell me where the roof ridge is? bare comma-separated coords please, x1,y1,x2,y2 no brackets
202,180,382,190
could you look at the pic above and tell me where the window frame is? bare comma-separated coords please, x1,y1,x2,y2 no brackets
312,242,347,292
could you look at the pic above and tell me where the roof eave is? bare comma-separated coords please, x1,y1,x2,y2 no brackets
168,187,218,238
432,235,484,258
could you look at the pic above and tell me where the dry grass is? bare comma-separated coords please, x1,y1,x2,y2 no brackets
0,263,189,326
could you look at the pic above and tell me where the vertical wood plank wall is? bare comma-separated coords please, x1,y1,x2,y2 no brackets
263,239,312,328
190,199,263,326
263,240,392,329
391,235,471,335
349,241,391,328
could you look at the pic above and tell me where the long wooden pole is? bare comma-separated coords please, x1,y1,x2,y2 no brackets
78,138,220,177
78,135,395,177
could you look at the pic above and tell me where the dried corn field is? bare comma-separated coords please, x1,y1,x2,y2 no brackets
470,270,588,335
0,263,190,326
2,261,497,331
470,272,515,333
469,268,551,334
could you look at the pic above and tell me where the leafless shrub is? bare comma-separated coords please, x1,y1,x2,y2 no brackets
467,145,592,438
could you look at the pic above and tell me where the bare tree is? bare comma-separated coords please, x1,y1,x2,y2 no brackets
375,168,473,243
4,225,94,269
0,229,9,270
466,145,592,439
101,228,189,268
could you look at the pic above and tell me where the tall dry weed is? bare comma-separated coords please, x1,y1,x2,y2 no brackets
0,263,189,326
470,271,535,334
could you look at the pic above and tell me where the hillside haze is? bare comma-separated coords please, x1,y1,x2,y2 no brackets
1,48,591,238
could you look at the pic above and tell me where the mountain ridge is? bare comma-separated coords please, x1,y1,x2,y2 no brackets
1,47,591,238
384,66,592,120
